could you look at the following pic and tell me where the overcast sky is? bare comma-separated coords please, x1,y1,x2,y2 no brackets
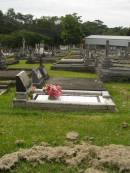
0,0,130,27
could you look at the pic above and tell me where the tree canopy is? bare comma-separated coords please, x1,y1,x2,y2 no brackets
0,8,130,49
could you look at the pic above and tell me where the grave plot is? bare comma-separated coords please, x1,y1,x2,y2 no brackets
0,70,26,80
13,71,115,112
0,50,7,70
6,56,19,65
57,58,84,64
0,50,19,68
0,80,14,95
0,69,31,95
51,48,96,73
26,51,58,64
27,56,57,64
47,77,105,91
51,63,95,72
85,35,130,82
97,55,130,82
0,51,21,94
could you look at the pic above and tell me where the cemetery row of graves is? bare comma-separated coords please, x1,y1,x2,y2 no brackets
1,35,130,112
1,35,130,172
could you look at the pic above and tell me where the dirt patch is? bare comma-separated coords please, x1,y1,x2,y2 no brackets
1,142,130,172
84,168,107,173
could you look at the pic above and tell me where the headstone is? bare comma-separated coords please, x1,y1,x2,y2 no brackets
0,49,7,70
27,51,33,63
39,66,49,80
101,57,112,69
127,42,130,54
16,71,31,92
32,66,49,88
105,40,110,57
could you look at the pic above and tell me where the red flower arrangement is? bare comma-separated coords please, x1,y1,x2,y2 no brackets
43,84,62,100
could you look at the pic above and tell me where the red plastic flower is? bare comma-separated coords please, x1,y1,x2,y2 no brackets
43,84,62,98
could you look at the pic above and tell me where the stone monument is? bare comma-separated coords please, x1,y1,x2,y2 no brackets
0,49,7,70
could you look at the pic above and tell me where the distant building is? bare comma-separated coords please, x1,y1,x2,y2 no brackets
85,35,130,47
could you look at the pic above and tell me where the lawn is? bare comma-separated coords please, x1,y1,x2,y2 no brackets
9,60,97,78
0,61,130,172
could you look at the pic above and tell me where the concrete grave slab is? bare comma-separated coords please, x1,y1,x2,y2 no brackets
51,64,95,72
58,58,84,64
14,90,115,112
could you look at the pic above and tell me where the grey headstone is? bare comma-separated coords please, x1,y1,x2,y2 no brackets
0,49,7,70
105,40,110,57
16,71,31,92
32,66,49,88
39,66,49,80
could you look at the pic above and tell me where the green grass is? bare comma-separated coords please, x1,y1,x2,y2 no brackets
9,60,39,69
9,60,97,78
1,60,130,172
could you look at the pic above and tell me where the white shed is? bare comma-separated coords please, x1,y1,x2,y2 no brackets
85,35,130,47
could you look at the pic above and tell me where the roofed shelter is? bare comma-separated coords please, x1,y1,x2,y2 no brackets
85,35,130,47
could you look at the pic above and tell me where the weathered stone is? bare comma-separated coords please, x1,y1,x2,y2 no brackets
0,49,7,70
121,122,129,128
66,131,79,141
15,140,25,146
32,66,49,88
16,71,31,92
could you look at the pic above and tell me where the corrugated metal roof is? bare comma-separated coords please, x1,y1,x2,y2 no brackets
86,35,130,40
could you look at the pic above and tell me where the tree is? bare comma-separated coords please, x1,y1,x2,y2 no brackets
82,20,107,36
30,16,62,46
0,30,45,49
105,27,128,36
61,13,83,45
0,10,4,34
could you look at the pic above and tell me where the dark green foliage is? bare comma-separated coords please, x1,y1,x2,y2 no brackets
0,8,130,49
82,20,107,36
61,13,83,45
0,30,45,48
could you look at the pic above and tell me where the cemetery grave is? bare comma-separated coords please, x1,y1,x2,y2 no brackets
26,49,65,64
57,58,84,64
84,35,130,82
0,49,7,70
97,56,130,82
0,69,32,95
0,53,31,95
51,48,96,72
13,70,115,112
0,70,31,80
26,54,58,64
0,80,13,95
6,56,19,65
